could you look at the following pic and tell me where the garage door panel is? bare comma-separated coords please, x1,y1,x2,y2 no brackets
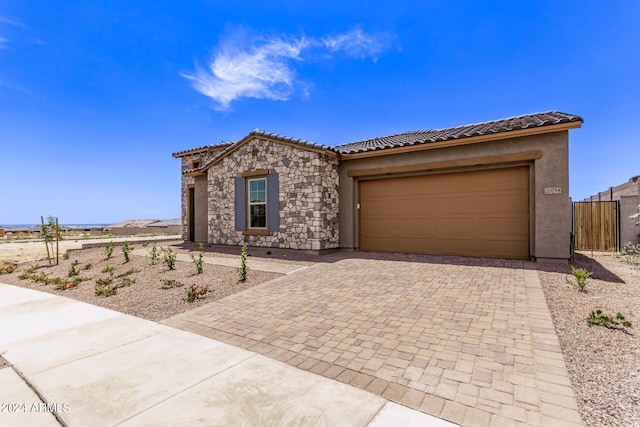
359,167,529,259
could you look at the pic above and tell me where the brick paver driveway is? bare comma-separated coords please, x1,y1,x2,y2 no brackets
164,254,582,426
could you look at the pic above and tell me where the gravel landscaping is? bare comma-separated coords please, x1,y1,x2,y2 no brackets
1,241,638,426
0,242,283,322
537,253,639,427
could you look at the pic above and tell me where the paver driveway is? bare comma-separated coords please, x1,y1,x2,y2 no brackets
164,254,582,427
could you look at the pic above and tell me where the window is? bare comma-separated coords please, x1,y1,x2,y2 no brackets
235,173,279,233
192,160,200,169
248,178,267,228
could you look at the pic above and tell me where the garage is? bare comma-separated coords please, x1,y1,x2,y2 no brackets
358,166,530,259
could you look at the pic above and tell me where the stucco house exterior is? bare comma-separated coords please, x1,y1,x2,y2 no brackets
173,111,583,262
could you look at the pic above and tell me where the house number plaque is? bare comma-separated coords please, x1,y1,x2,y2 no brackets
544,187,562,195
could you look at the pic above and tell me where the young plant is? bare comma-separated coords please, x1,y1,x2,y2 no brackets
95,277,117,297
160,279,184,289
83,263,92,270
586,309,633,330
237,244,249,282
53,277,82,291
566,267,593,292
102,266,115,276
184,284,209,302
68,260,80,277
40,216,60,264
122,241,133,263
0,262,17,275
191,243,204,274
118,277,135,287
62,250,70,260
116,268,140,278
103,241,115,259
148,240,160,265
162,247,177,270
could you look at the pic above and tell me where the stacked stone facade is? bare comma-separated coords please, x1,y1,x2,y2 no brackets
207,138,340,250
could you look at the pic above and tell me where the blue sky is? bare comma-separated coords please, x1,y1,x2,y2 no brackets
1,1,638,224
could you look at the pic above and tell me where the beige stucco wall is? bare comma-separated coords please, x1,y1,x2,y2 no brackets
206,138,340,250
338,131,572,261
193,175,208,243
620,196,640,245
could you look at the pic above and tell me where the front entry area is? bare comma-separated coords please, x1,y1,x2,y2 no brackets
358,166,530,259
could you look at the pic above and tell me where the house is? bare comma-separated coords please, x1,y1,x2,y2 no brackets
583,176,640,245
146,218,182,235
173,111,583,262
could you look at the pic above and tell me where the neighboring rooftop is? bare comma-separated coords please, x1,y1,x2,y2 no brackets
106,219,160,228
334,111,583,155
172,142,234,158
146,218,181,227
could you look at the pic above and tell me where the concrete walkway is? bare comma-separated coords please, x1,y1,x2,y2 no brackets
0,283,453,426
131,248,309,275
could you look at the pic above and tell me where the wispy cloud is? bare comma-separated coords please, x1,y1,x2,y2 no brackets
183,27,394,110
0,36,8,49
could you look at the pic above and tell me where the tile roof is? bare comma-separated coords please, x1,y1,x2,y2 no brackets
172,141,234,157
333,111,583,155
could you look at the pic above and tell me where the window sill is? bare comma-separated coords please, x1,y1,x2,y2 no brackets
242,230,272,236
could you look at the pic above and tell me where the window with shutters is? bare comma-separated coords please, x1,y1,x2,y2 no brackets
248,178,267,229
235,172,279,233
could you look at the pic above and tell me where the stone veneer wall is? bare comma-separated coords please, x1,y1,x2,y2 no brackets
208,138,339,250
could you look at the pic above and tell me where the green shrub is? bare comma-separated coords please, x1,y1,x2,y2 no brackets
587,310,633,330
162,247,176,270
103,241,115,259
184,284,209,302
191,243,204,274
95,277,117,297
122,241,133,263
148,240,159,265
237,244,249,282
62,250,70,260
68,260,80,277
566,267,593,292
102,266,115,276
160,279,184,289
83,263,92,270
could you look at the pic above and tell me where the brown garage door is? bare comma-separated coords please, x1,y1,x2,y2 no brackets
359,167,530,259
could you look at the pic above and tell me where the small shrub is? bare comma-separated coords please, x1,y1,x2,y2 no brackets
53,277,83,290
122,241,133,263
102,266,115,276
68,260,80,277
118,277,135,287
191,243,204,274
162,247,176,270
62,251,70,260
237,244,249,282
95,277,117,297
586,309,633,330
0,262,17,275
83,263,92,270
566,267,593,292
103,241,115,259
148,241,159,265
618,243,640,266
116,268,139,278
184,284,209,302
160,279,184,289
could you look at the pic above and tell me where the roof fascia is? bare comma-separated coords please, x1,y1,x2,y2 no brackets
339,121,582,160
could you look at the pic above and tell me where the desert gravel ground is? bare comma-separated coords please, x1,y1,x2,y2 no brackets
537,253,639,427
0,242,283,322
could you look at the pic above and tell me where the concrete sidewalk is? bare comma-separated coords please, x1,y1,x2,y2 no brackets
0,283,453,426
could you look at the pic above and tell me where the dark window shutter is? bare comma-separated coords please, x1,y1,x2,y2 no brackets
267,173,279,232
234,177,246,231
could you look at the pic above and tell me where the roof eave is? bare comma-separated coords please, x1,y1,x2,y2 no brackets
339,120,582,160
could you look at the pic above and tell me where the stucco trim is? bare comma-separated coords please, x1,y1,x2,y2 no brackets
347,150,542,177
340,122,580,160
